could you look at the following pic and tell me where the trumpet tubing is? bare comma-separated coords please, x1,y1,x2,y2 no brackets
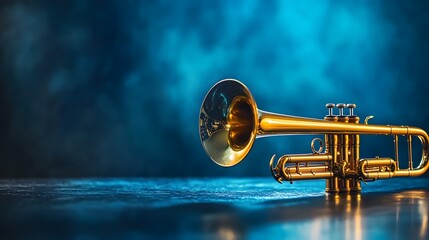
199,79,429,193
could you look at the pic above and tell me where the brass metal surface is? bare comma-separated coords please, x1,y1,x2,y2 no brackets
199,79,429,193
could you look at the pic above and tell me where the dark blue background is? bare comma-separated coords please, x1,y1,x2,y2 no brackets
1,1,428,177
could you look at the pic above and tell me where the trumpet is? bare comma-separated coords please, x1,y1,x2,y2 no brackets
199,79,429,193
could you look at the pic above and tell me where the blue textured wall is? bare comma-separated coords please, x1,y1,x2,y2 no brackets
1,1,428,177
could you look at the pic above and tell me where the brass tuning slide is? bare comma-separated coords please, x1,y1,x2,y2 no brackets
199,79,429,193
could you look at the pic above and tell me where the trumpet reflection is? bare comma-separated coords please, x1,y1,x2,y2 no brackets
284,190,429,239
323,193,362,240
318,190,428,240
199,189,428,240
392,190,428,240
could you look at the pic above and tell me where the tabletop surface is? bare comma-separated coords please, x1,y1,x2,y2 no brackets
0,178,428,239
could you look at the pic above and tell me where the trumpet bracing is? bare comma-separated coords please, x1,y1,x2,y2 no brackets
199,79,429,193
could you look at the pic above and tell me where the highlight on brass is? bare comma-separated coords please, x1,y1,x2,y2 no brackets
199,79,429,193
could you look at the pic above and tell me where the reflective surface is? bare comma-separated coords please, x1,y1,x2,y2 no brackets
0,178,427,239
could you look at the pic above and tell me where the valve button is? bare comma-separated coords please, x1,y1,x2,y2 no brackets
336,103,346,109
347,103,356,116
325,103,335,108
336,103,346,116
347,103,356,109
325,103,335,116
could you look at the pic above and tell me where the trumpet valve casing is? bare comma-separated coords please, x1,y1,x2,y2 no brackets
347,104,361,192
324,103,339,193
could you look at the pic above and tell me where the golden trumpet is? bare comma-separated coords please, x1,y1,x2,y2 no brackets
199,79,429,193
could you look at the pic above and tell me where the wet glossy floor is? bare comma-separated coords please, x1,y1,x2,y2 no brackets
0,178,427,239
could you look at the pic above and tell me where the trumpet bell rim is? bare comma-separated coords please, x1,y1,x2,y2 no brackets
199,79,258,167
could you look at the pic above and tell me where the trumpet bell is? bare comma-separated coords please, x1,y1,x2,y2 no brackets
199,79,259,167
